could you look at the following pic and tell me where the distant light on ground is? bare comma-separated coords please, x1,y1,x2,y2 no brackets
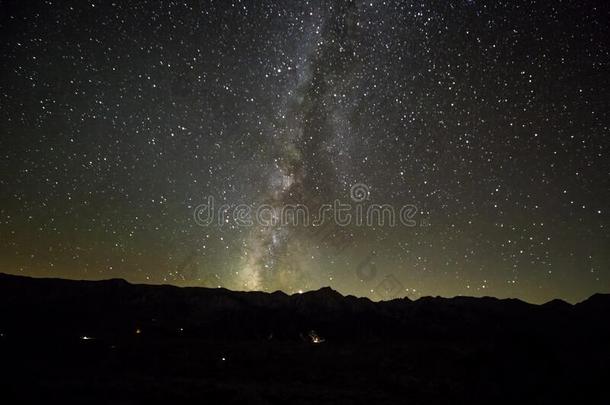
308,330,325,344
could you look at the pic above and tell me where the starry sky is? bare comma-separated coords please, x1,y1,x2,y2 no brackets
1,0,608,303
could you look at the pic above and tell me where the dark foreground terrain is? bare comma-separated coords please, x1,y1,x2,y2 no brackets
0,273,608,404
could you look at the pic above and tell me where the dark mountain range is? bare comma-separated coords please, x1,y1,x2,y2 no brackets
0,273,608,404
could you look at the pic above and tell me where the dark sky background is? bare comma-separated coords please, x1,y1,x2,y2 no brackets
1,0,608,303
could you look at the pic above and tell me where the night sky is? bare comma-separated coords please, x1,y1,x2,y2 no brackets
1,0,608,303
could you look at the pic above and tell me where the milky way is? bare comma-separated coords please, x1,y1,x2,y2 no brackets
240,1,361,291
1,0,608,303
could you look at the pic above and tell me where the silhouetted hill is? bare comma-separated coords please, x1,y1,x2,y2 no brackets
2,272,608,341
0,273,608,404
